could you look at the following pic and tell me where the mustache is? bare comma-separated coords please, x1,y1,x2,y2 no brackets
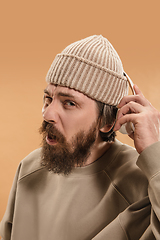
39,121,65,143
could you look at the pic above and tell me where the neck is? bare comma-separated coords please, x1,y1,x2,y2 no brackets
83,136,112,166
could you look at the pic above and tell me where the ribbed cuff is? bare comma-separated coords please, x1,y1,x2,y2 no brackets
46,54,128,106
137,141,160,181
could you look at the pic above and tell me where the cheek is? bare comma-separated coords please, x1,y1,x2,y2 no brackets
64,111,98,136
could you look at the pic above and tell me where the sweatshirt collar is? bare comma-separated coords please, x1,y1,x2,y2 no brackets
67,139,123,177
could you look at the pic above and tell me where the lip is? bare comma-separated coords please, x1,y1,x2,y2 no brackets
46,136,58,145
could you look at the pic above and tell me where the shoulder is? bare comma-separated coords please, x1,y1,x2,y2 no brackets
18,148,45,181
105,140,148,204
106,140,139,168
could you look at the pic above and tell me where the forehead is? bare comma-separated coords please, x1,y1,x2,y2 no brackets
45,83,93,102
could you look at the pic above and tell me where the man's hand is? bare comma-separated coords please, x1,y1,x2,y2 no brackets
114,85,160,154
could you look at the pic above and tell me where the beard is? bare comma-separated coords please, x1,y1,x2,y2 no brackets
39,120,98,175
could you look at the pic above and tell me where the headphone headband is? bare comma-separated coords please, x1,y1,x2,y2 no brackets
123,72,135,95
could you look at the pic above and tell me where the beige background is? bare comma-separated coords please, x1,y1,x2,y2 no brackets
0,0,160,224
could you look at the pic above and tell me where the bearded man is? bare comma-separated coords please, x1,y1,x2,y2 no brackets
1,35,160,240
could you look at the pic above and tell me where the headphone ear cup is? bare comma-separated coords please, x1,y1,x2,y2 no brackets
119,124,127,134
119,122,135,135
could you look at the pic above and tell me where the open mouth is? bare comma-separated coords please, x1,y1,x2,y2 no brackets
46,133,58,145
48,132,56,140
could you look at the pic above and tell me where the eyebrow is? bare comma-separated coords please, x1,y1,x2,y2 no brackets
44,89,76,99
44,89,50,95
57,92,75,98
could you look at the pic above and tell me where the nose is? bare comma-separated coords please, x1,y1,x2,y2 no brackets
42,102,59,124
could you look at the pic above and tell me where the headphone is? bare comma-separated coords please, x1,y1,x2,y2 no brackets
102,72,135,137
119,72,135,135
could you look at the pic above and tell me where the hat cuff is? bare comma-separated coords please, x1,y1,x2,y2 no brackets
46,54,128,106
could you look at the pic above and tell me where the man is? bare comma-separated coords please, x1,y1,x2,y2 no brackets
0,35,160,239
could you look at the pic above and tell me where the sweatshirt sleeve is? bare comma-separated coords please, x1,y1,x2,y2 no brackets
93,196,155,240
0,163,21,240
93,142,160,240
137,141,160,239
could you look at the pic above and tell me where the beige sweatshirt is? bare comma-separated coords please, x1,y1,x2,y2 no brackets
0,140,160,240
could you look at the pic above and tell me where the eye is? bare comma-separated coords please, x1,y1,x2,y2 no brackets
63,100,76,108
43,95,52,106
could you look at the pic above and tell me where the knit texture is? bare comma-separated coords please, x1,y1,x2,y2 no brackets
46,35,128,106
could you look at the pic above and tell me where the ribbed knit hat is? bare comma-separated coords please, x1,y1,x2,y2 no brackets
46,35,128,106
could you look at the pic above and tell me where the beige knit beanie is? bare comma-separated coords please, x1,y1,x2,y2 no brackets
46,35,128,106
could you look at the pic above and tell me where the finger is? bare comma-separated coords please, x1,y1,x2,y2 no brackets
117,85,147,108
114,113,137,131
117,95,148,108
117,101,144,120
133,85,144,97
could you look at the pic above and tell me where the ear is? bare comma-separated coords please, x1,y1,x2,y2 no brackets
99,123,114,133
